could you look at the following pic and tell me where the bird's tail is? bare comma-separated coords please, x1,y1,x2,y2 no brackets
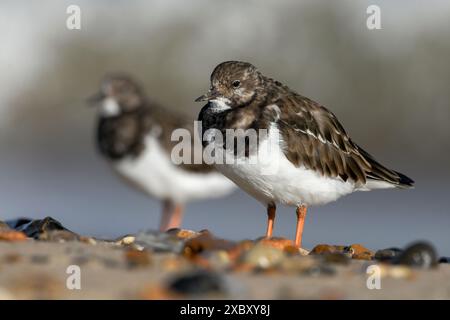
359,148,414,189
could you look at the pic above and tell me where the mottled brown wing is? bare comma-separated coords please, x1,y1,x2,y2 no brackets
276,94,386,185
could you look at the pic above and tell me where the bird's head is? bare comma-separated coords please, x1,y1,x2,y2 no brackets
195,61,261,108
87,74,145,117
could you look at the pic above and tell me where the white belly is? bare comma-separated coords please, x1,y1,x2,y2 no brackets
112,135,235,204
214,125,357,207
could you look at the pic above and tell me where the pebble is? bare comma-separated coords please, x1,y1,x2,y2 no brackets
183,232,236,259
347,244,374,260
134,230,185,253
439,257,450,264
204,250,232,270
240,243,286,269
7,216,77,240
166,228,201,240
0,230,27,242
168,270,226,295
395,242,438,269
310,243,373,260
374,247,403,262
115,235,135,246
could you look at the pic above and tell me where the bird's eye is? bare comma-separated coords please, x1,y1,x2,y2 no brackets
232,80,241,88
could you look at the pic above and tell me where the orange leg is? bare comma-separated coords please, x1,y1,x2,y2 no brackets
295,205,307,248
265,204,276,238
159,200,184,231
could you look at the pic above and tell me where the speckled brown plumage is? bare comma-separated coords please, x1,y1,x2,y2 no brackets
198,61,414,188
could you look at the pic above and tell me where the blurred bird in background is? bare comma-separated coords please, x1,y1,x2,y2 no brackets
88,74,235,231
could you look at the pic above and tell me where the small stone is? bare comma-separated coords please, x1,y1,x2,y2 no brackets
347,244,374,260
115,235,135,246
168,270,226,295
204,250,232,270
374,248,403,262
258,238,296,251
183,233,236,259
125,249,152,268
439,257,450,264
9,216,76,240
310,244,373,260
240,243,286,269
167,228,201,240
310,244,351,257
395,242,438,269
0,230,27,242
134,230,185,253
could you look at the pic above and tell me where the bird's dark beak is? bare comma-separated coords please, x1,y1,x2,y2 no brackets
195,90,219,102
86,91,105,106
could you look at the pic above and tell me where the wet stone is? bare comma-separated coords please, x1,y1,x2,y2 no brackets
7,217,77,240
374,248,403,262
168,270,226,295
395,242,438,269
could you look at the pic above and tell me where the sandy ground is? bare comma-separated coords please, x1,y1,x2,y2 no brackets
0,231,449,299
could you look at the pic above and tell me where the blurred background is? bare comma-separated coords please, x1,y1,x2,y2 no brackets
1,0,449,254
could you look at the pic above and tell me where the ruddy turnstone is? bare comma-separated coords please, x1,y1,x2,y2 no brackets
196,61,414,248
88,74,235,231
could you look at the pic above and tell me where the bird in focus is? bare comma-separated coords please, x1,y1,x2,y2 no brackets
88,74,235,231
196,61,414,248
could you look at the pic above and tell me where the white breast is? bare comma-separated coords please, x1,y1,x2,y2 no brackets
214,123,357,207
112,134,235,204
